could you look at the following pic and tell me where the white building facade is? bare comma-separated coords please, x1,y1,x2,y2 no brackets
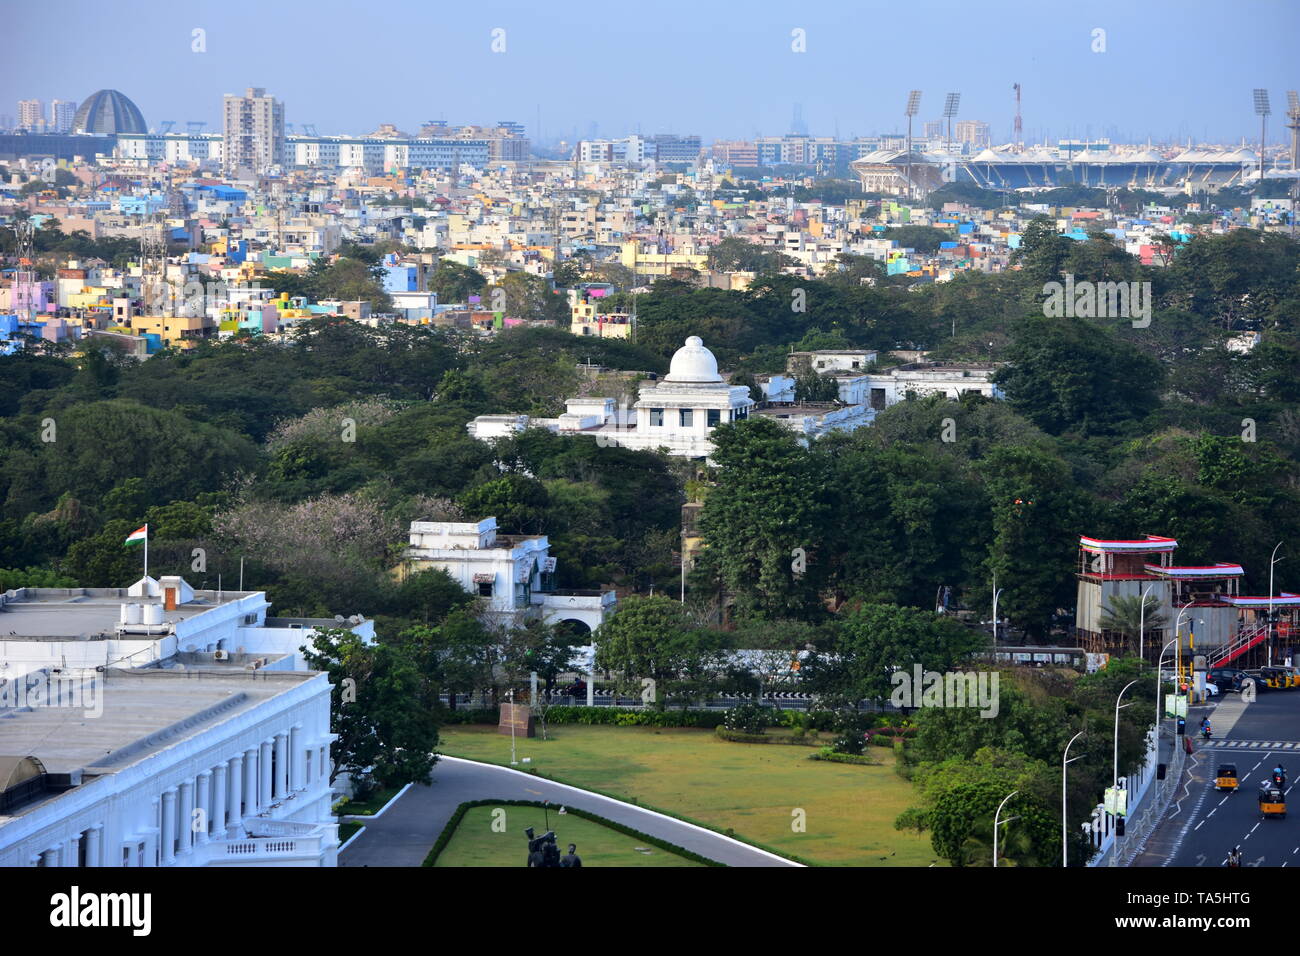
0,579,373,867
403,518,614,634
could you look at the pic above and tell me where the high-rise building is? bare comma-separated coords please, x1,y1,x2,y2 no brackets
653,134,702,163
50,99,77,132
18,99,44,131
954,120,991,148
222,87,285,176
924,120,944,140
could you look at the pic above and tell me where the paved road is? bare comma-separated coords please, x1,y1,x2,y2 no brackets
339,755,800,867
1133,689,1300,868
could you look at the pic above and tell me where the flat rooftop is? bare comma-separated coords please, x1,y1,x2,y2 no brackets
0,669,318,820
0,588,256,641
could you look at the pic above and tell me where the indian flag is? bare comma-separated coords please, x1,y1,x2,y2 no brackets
124,525,148,546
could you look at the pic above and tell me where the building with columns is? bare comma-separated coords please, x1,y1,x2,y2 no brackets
470,336,881,459
402,518,614,636
0,578,373,867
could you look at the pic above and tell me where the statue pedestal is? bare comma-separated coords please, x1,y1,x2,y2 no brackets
499,702,535,738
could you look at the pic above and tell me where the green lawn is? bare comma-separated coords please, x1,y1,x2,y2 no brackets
439,724,940,867
434,805,703,867
337,785,403,816
338,821,363,844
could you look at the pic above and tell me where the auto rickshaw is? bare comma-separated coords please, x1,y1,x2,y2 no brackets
1215,764,1239,792
1259,784,1286,819
1257,667,1289,691
1258,671,1289,691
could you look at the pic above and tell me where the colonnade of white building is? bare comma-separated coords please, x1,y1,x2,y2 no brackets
25,723,330,867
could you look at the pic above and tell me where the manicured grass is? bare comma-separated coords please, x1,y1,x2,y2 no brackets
434,805,703,868
338,785,403,816
338,821,363,844
439,724,941,867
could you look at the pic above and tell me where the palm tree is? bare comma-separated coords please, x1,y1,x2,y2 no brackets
1099,593,1168,656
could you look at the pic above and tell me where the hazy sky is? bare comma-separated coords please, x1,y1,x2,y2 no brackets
3,0,1297,145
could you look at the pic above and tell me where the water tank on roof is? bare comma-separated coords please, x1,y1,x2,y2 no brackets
142,604,163,626
120,603,142,625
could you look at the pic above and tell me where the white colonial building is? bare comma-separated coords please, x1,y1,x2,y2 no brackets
0,578,374,867
403,518,615,635
468,336,877,459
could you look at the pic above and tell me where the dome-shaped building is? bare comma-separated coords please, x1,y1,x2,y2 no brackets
665,335,724,384
71,89,147,135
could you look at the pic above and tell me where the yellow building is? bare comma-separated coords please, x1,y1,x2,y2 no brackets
128,315,214,349
570,293,632,339
619,241,708,280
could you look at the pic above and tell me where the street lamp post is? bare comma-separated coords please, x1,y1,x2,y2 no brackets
1268,542,1284,666
993,789,1018,868
992,575,1004,663
1173,600,1195,699
1155,637,1178,738
1138,583,1154,660
1110,680,1139,867
1063,731,1086,868
507,688,518,765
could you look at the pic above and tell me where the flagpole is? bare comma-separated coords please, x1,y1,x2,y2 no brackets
144,524,148,580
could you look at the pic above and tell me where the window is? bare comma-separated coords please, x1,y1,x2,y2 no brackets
478,581,494,597
679,409,694,427
649,408,664,427
706,408,720,427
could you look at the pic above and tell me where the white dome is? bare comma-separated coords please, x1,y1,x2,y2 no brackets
665,336,723,383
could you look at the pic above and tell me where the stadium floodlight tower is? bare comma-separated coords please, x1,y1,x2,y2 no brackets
1254,88,1271,181
944,92,961,152
905,90,922,200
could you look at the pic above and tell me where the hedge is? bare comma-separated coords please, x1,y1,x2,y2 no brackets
421,799,725,867
714,726,822,747
437,708,500,725
539,706,726,728
809,751,877,766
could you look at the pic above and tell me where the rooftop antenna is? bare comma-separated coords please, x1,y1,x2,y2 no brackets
1287,91,1299,235
943,92,961,153
904,90,922,200
1253,88,1271,182
1013,83,1023,152
14,218,37,326
1286,90,1299,171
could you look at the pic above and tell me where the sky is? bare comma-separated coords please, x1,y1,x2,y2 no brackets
2,0,1298,146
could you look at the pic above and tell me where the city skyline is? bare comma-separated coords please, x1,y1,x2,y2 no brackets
1,0,1297,146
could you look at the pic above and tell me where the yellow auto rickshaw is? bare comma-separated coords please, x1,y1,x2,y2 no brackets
1258,667,1289,690
1260,784,1286,819
1263,671,1294,691
1215,764,1238,791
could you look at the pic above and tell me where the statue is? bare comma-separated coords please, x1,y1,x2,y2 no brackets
524,827,562,867
561,843,582,868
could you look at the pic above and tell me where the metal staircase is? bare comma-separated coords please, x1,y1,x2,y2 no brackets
1209,622,1271,669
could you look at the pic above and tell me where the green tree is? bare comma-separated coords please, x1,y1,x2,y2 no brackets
1098,594,1168,657
698,418,831,619
431,260,487,303
302,627,439,789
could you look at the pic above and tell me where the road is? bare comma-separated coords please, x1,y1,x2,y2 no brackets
339,755,801,867
1133,688,1300,868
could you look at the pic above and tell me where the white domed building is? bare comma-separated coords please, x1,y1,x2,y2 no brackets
623,336,756,457
467,335,872,459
